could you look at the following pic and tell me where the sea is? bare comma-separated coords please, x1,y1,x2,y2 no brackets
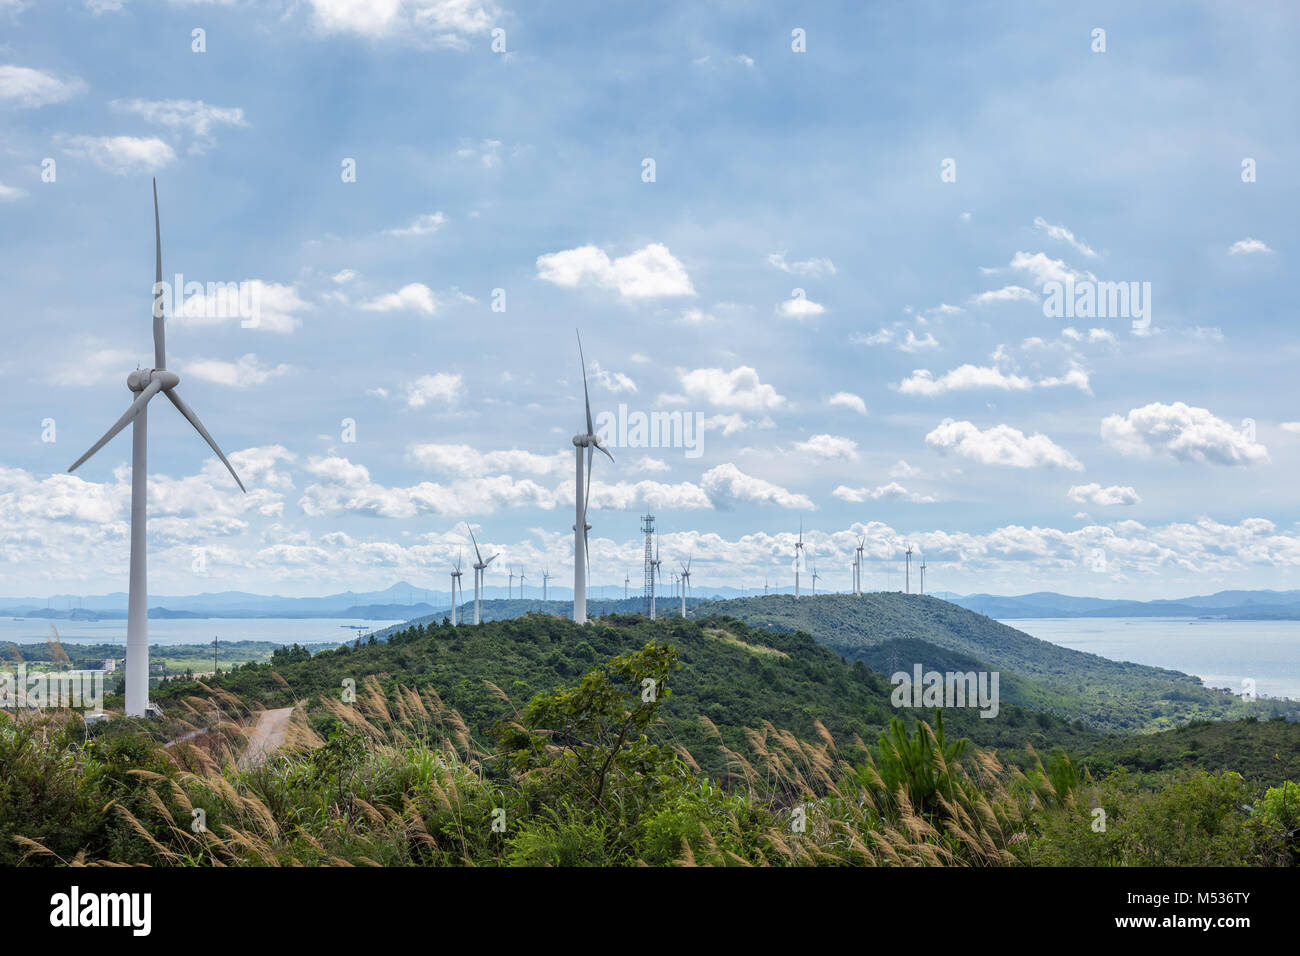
0,617,406,649
1006,617,1300,701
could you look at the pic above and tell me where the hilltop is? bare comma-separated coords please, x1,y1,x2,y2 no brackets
690,593,1299,732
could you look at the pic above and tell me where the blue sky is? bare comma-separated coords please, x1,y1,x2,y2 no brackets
1,0,1297,600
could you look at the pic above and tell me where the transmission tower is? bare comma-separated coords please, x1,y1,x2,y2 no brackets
641,513,655,617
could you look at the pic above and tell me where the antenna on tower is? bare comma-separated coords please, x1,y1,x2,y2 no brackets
641,514,656,618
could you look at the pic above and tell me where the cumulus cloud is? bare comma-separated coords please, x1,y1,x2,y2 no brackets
1228,238,1272,256
1033,217,1098,258
536,243,695,299
408,443,570,477
387,212,446,236
171,280,312,334
897,364,1033,396
0,65,86,108
361,283,436,314
828,392,867,416
60,134,175,174
1101,402,1269,466
678,366,785,411
794,434,859,461
184,353,292,388
700,463,812,510
970,285,1038,305
1067,483,1141,506
405,372,463,408
833,482,935,504
307,0,499,47
776,293,825,319
925,419,1083,470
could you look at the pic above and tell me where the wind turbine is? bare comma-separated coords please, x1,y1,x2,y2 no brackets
508,567,515,600
519,569,527,598
67,179,245,718
764,577,769,596
679,556,692,618
449,552,463,625
648,537,662,620
794,520,805,599
810,559,820,596
572,331,614,625
624,570,630,600
919,556,926,596
855,536,866,596
466,524,498,624
542,567,550,601
905,543,913,594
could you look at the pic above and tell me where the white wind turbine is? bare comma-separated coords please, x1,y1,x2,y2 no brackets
679,555,692,618
519,569,527,599
67,180,245,718
810,559,820,595
793,519,805,599
449,552,464,625
854,535,866,596
572,331,615,625
466,524,498,624
648,537,663,620
542,567,550,601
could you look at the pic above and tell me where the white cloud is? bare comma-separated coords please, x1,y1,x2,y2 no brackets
925,419,1083,470
897,364,1033,396
587,361,637,394
1009,250,1095,287
1101,402,1269,466
307,0,499,47
766,252,836,277
332,269,358,284
408,444,570,476
388,212,446,236
776,294,825,319
794,434,859,461
828,392,867,416
899,330,939,352
405,372,463,408
1061,326,1117,345
678,366,785,411
1033,216,1098,258
184,354,292,389
1280,422,1300,434
833,482,935,504
635,457,671,473
60,135,175,174
970,285,1038,305
889,460,920,478
850,328,895,347
111,98,247,152
0,182,27,201
700,463,812,510
1228,238,1272,256
361,283,436,314
171,280,312,334
0,65,86,108
1067,483,1141,506
52,346,140,387
536,243,695,299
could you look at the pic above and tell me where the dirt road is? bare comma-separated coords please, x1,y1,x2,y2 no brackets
237,706,295,770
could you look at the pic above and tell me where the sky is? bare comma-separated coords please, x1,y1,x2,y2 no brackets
0,0,1297,601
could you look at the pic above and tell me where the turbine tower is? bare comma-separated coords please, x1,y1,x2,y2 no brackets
624,570,630,600
919,556,926,596
449,553,463,625
467,524,498,625
508,567,515,600
905,543,913,594
810,559,820,595
649,536,663,620
855,536,866,596
679,556,692,618
519,569,527,598
542,567,550,601
794,519,805,599
67,179,245,718
572,331,614,625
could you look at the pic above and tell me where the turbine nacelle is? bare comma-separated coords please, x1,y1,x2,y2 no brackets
128,368,179,393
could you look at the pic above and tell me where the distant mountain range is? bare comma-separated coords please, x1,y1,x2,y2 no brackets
5,582,1300,621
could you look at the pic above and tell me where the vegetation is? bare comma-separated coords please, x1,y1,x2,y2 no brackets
696,593,1300,732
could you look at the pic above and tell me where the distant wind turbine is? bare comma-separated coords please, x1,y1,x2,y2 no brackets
67,179,245,718
542,568,550,601
449,552,463,625
624,570,630,600
905,543,913,594
508,568,515,600
519,569,527,598
854,536,866,596
466,524,498,624
810,559,820,595
648,537,663,619
794,520,805,599
919,556,926,596
572,331,614,624
679,556,692,618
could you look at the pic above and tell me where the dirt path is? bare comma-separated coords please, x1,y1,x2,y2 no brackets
237,706,295,770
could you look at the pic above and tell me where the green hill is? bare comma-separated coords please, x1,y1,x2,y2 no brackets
690,593,1300,733
152,612,1103,774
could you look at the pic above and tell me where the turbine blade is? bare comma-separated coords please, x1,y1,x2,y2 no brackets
576,329,593,436
67,378,163,473
467,524,483,564
595,439,614,463
583,443,593,528
153,178,166,370
486,553,498,566
164,388,246,492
